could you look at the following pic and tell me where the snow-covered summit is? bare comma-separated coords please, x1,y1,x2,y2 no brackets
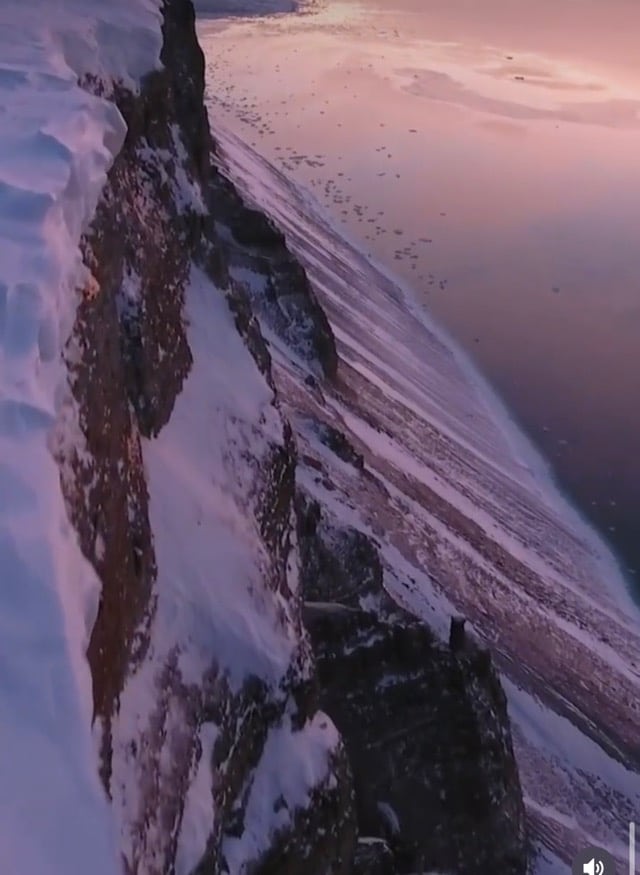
0,3,161,874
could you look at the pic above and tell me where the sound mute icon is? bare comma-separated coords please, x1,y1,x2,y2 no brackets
572,846,615,875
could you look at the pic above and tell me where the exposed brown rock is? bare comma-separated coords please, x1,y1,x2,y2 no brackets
58,2,355,873
52,1,530,872
352,838,395,875
63,0,210,780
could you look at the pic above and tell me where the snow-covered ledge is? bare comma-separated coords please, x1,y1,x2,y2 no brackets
0,3,161,873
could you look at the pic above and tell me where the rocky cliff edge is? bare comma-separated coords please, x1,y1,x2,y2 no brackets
57,0,529,872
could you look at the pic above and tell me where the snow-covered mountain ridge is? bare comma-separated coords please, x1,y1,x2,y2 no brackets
3,0,635,873
3,0,519,872
0,2,162,873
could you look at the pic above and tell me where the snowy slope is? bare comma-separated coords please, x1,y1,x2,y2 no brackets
207,120,640,872
0,3,161,873
106,254,349,871
0,4,349,872
142,265,295,689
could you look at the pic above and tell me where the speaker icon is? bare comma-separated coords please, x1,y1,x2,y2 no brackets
572,845,615,875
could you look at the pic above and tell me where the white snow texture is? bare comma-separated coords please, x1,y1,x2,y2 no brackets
0,3,161,874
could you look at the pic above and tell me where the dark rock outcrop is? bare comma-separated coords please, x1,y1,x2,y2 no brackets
296,493,403,618
311,418,365,470
352,838,395,875
450,614,467,652
297,496,527,874
306,606,527,875
204,169,339,380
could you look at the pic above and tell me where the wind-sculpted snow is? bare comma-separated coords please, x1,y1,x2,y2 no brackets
5,1,356,869
208,121,640,872
0,0,161,875
0,3,162,873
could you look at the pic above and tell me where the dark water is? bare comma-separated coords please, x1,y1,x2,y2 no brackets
198,0,640,592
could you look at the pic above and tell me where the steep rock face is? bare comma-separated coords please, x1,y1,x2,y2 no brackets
296,492,400,618
205,169,338,380
197,71,528,875
306,607,527,874
298,500,528,874
56,0,529,872
66,0,208,752
206,113,530,871
61,1,355,873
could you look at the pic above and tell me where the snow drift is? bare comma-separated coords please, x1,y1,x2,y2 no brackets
0,2,162,873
